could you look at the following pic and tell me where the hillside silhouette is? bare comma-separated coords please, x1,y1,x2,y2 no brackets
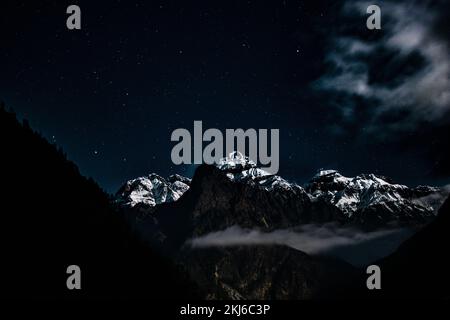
0,103,198,299
375,194,450,298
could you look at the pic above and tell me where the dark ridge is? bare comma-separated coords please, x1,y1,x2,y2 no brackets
345,194,450,299
0,102,199,299
374,194,450,298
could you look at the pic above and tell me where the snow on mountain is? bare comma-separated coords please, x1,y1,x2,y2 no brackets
304,170,438,218
218,152,296,191
217,151,257,171
216,155,439,219
115,173,190,207
115,153,443,224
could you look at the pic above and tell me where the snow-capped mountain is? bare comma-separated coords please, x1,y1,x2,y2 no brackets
113,154,448,299
116,173,190,207
217,153,441,219
304,169,439,221
117,152,440,224
116,152,295,209
218,151,299,191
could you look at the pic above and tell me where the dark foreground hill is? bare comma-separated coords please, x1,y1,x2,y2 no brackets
343,193,450,299
375,194,450,298
0,104,198,299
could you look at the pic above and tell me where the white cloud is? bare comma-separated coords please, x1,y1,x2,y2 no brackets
187,224,413,266
316,1,450,132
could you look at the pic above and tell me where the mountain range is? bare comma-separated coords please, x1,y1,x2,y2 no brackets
116,151,442,235
115,151,448,299
2,102,449,299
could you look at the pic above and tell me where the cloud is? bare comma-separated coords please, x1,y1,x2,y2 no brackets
187,224,414,266
315,0,450,134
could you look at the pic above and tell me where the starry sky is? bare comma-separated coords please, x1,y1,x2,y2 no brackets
1,0,449,193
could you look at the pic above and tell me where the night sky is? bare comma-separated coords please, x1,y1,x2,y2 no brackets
1,0,449,193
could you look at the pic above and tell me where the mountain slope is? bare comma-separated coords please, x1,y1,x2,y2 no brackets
373,194,450,298
179,245,358,300
0,104,198,299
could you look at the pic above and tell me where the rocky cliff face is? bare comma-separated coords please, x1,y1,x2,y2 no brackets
179,245,357,300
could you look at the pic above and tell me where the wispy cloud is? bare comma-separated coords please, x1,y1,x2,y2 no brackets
315,0,450,134
187,224,414,266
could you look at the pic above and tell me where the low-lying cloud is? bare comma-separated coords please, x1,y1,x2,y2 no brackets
187,224,415,266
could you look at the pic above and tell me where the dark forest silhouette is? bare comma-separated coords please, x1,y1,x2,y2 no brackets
0,102,198,299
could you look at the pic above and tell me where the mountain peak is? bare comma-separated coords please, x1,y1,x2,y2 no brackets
116,161,445,229
116,173,190,207
314,169,340,178
217,151,257,172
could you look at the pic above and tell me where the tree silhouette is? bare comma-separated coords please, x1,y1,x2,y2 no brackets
0,105,199,299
